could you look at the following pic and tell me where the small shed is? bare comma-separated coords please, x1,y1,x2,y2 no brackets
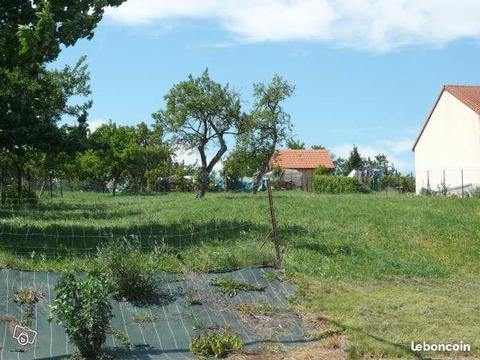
269,149,335,191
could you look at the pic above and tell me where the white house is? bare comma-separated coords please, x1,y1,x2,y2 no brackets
413,85,480,194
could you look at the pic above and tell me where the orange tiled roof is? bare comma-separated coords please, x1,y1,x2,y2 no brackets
270,149,334,169
444,85,480,115
412,85,480,151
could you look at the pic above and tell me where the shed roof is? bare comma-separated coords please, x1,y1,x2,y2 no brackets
270,149,334,169
412,85,480,151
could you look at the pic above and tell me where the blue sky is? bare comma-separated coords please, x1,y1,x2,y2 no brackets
54,0,480,173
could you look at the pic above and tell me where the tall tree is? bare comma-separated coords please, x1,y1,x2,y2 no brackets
0,0,125,193
231,75,295,193
344,145,364,174
153,69,246,198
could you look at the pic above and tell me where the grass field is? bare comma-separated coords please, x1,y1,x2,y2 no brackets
1,191,479,358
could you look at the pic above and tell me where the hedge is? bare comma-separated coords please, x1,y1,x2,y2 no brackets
313,175,360,194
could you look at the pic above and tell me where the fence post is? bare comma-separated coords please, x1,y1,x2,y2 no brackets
461,169,464,198
427,171,430,191
266,179,283,269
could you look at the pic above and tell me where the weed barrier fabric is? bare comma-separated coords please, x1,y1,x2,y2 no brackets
0,267,310,359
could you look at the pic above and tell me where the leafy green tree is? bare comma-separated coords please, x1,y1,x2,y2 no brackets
88,122,138,196
153,69,246,198
287,139,305,149
228,75,295,194
311,144,326,150
344,146,364,174
1,0,125,194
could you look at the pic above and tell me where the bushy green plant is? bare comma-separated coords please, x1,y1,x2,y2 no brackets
50,273,112,359
399,176,415,193
472,186,480,198
97,238,156,303
313,165,331,177
1,186,38,205
313,175,360,194
189,328,243,358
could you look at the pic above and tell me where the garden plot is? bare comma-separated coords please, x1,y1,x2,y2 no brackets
0,267,310,359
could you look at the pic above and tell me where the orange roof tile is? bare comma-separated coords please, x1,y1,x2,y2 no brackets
444,85,480,115
412,85,480,151
270,149,334,169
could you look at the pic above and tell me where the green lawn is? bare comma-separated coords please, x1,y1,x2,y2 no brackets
1,191,479,358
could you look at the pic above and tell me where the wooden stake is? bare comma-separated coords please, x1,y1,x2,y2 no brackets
266,179,283,269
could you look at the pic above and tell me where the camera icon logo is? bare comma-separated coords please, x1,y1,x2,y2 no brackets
12,325,37,346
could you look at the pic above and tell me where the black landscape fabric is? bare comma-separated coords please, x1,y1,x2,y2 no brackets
0,267,310,359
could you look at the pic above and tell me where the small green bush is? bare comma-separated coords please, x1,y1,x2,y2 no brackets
313,165,331,177
313,175,359,194
1,186,38,205
97,238,156,303
189,328,243,358
50,273,112,359
472,186,480,198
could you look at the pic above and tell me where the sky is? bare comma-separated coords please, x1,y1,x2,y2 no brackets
54,0,480,173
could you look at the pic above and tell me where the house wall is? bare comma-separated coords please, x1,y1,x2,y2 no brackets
298,169,314,192
414,91,480,193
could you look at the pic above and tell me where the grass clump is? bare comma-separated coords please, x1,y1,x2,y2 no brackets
97,238,156,303
235,302,276,317
210,276,266,297
14,287,43,327
132,313,162,324
189,327,243,358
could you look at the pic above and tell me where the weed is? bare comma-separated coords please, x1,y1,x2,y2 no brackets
235,302,276,317
210,276,266,297
189,327,243,358
262,270,282,282
97,238,157,303
109,330,130,349
14,287,43,327
132,313,162,324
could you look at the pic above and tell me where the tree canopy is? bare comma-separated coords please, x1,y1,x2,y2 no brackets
225,75,295,193
153,69,247,198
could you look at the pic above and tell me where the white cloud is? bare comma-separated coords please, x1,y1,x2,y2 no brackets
106,0,480,51
174,147,224,171
174,147,199,166
88,118,107,132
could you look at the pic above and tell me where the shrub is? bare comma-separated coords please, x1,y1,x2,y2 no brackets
313,175,359,194
1,186,38,205
189,328,243,358
97,238,156,303
399,175,415,193
50,273,112,359
313,165,330,177
472,186,480,198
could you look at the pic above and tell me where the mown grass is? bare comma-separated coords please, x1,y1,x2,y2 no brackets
1,191,480,357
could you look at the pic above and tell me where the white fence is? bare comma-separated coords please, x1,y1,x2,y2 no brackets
416,167,480,196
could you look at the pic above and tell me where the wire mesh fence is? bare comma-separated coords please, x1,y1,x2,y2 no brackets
0,191,300,260
417,167,480,196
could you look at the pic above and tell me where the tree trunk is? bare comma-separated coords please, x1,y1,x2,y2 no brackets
49,176,53,197
0,166,4,203
16,164,22,195
112,179,117,197
196,169,209,198
252,164,268,194
39,175,46,197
